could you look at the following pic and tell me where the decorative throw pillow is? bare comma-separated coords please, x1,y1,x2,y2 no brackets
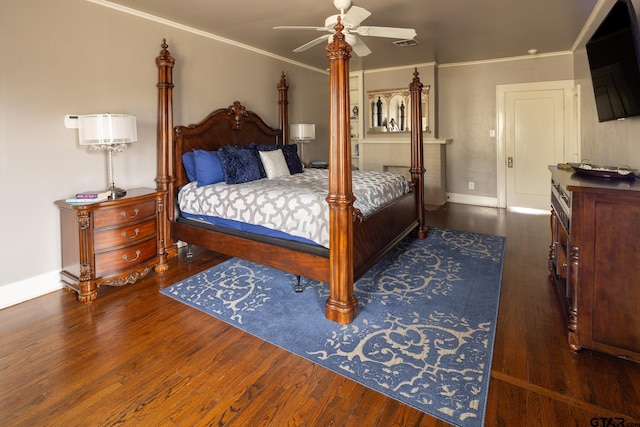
258,149,291,179
193,149,225,186
218,145,263,184
182,151,197,182
240,143,267,178
282,144,303,174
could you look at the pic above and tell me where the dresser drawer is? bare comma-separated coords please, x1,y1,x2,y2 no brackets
93,200,156,229
95,237,157,277
94,219,157,252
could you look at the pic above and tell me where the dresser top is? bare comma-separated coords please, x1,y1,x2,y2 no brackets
549,166,640,194
55,187,162,210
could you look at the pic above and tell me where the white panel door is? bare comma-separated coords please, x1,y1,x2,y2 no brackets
504,89,566,210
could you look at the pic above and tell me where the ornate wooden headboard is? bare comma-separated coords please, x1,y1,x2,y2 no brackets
173,100,286,189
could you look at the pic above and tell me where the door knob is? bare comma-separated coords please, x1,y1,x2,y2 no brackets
508,157,513,168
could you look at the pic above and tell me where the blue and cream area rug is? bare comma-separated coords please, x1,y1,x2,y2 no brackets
161,227,506,427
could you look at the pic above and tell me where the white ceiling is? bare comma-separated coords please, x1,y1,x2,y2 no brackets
105,0,602,71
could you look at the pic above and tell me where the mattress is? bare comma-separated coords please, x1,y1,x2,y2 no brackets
178,168,411,248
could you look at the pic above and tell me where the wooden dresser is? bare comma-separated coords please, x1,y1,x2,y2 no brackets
549,166,640,361
56,188,168,302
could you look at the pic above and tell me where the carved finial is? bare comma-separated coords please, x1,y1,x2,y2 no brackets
410,67,423,91
278,71,288,91
326,16,352,59
228,101,247,129
334,16,345,41
157,38,174,68
160,38,170,57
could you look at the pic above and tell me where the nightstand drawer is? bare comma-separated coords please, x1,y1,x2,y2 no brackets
93,200,156,229
94,219,157,252
95,237,157,277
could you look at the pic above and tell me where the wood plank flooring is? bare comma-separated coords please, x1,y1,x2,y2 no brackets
1,203,639,426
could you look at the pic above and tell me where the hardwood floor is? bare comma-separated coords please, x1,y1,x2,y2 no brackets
1,203,639,426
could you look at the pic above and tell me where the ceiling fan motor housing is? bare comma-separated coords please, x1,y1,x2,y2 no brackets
334,0,352,13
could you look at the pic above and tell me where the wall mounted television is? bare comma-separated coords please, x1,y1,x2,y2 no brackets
586,0,640,121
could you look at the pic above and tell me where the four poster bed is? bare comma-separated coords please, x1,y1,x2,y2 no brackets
155,22,427,324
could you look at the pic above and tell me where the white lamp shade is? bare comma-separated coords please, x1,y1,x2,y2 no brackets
78,114,137,145
290,123,315,141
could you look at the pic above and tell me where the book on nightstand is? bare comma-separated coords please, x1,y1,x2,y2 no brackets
75,190,112,199
65,196,109,204
308,160,328,168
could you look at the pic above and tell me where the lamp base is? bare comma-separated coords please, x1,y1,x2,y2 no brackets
110,187,127,198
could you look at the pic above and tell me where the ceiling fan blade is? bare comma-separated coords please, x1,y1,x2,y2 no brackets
342,5,371,27
351,36,372,57
274,25,327,31
356,26,417,40
293,34,330,53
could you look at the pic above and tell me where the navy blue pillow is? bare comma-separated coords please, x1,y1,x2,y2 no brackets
182,152,197,182
282,144,303,174
193,149,225,186
241,143,266,178
218,145,263,184
258,143,303,175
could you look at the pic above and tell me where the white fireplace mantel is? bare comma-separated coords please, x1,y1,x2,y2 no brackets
357,137,452,206
359,137,452,145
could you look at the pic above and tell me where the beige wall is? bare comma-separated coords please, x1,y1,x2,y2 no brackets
0,0,328,294
438,55,575,198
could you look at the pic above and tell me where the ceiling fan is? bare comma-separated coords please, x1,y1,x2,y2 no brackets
273,0,417,57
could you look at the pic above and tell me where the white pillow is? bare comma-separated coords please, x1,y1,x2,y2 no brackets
259,149,291,179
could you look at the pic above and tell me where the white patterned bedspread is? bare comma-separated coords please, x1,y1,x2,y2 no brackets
178,169,411,248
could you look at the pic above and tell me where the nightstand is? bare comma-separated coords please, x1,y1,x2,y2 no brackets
55,188,168,302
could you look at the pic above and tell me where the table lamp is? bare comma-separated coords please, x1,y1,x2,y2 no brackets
290,123,315,167
77,114,137,198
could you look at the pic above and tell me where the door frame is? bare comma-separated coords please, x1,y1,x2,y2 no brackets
496,80,580,208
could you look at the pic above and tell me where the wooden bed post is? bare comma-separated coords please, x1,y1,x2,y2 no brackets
278,72,289,145
410,68,427,239
325,18,358,324
155,39,177,261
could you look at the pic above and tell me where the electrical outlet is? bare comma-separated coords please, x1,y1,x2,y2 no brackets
469,181,475,190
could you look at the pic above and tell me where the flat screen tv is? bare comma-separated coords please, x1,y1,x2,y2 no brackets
586,0,640,121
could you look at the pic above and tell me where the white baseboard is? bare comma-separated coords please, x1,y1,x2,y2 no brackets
0,271,63,310
446,192,499,207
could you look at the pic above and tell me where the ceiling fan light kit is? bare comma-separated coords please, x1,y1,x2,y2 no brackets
274,0,417,57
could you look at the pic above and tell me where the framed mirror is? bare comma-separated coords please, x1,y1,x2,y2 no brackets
367,86,430,133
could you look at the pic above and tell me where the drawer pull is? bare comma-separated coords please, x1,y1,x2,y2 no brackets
121,228,140,239
122,250,141,263
120,208,140,219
